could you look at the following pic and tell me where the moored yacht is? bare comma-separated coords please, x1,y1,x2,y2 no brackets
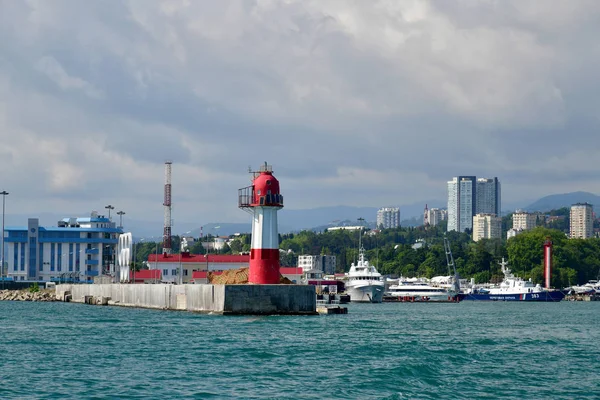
345,246,384,303
384,278,462,302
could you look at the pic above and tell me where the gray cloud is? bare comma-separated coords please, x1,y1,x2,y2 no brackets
1,0,600,228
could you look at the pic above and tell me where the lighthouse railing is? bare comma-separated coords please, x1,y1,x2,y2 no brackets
238,186,254,209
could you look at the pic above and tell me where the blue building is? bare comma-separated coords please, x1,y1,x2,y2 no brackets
4,211,123,282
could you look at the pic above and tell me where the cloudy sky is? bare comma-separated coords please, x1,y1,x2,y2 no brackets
1,0,599,228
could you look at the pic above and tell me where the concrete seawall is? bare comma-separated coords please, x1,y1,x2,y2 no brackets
56,284,317,315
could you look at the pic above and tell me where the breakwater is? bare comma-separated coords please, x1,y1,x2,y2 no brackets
56,283,317,315
0,289,56,302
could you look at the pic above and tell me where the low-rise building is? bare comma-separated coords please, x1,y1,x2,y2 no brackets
4,211,122,282
506,228,523,240
147,253,249,283
297,255,336,275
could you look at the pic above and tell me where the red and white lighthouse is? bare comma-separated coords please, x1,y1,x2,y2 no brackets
239,163,284,284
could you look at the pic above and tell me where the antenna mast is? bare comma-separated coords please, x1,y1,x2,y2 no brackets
163,161,172,255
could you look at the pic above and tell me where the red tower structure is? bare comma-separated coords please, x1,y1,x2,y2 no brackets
239,163,284,284
543,237,552,289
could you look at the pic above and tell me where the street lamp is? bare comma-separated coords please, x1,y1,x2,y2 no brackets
1,191,8,286
117,211,125,228
105,205,114,220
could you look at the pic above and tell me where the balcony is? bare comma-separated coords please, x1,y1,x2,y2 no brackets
85,259,99,265
85,248,99,255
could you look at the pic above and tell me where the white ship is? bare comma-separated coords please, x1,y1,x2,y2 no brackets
566,280,600,295
385,278,459,302
344,224,384,303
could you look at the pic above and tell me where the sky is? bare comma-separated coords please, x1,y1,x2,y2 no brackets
1,0,600,229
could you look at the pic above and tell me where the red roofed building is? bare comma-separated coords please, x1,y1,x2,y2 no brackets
132,269,162,284
147,252,249,283
280,267,303,283
190,270,224,284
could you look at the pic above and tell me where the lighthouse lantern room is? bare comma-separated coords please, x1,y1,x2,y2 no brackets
239,163,284,284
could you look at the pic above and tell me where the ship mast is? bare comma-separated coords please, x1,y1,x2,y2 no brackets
357,217,365,264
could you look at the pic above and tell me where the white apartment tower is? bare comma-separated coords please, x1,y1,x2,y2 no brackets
473,214,502,241
377,207,400,229
570,203,593,239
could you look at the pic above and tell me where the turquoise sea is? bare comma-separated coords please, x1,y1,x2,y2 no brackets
0,301,598,399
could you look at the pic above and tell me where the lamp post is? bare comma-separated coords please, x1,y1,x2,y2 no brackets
117,211,125,228
1,191,8,287
105,204,114,220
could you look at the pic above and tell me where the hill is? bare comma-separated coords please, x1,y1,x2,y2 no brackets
524,191,599,212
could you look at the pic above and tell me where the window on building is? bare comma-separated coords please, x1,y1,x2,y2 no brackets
50,243,55,272
13,243,18,271
163,269,168,276
184,270,188,276
20,244,25,271
171,269,177,276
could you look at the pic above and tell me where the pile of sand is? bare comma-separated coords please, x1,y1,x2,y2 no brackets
208,267,293,285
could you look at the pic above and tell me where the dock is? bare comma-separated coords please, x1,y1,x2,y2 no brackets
56,283,318,315
317,305,348,315
564,293,600,302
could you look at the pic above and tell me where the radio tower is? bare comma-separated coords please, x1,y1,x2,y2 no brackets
423,204,430,229
163,161,172,255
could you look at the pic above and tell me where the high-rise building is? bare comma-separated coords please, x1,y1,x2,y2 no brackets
570,203,593,239
447,176,501,232
476,178,501,216
377,207,400,229
447,176,476,232
473,214,502,241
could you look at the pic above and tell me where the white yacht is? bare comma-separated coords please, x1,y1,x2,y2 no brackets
345,241,384,303
385,278,460,302
567,280,600,295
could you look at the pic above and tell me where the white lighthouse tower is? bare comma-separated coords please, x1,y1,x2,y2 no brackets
239,163,284,284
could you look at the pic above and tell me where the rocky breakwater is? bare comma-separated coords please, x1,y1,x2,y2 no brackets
0,289,56,302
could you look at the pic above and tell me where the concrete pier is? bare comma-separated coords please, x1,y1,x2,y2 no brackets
56,284,317,315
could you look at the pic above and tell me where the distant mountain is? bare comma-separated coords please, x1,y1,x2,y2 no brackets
17,195,566,239
278,206,379,231
524,191,599,213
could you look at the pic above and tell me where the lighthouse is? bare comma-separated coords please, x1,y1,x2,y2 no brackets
543,237,552,289
239,163,284,284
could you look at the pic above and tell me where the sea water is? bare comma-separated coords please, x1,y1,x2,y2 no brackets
0,301,598,399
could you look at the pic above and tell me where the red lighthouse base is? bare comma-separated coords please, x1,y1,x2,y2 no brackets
249,248,281,284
